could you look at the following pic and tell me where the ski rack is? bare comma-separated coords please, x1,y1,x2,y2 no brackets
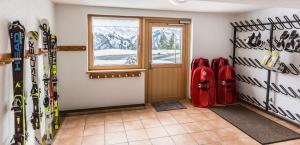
229,56,300,75
87,69,145,79
235,73,300,99
0,49,46,65
238,93,300,127
231,14,300,125
229,38,300,53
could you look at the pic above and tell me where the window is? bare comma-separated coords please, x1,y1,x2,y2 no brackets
88,15,142,70
151,27,183,64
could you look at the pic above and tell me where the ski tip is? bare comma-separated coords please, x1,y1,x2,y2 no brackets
8,21,25,31
40,19,50,32
27,31,39,40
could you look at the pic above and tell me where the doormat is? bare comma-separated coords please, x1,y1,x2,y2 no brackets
152,100,187,112
210,104,300,145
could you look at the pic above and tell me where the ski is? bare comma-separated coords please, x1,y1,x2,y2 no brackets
28,31,42,145
39,19,52,145
9,21,27,145
50,34,60,130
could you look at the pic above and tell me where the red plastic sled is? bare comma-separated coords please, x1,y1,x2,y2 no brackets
217,66,236,104
211,57,229,81
192,66,216,107
191,58,210,100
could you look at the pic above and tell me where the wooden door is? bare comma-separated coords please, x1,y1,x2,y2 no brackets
145,19,190,102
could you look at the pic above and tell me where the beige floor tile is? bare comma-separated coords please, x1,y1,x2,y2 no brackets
171,134,198,145
141,119,162,128
105,122,125,133
184,108,202,114
196,120,218,131
86,115,105,126
170,110,187,116
210,118,232,129
129,140,152,145
222,137,259,145
139,112,157,120
126,129,149,142
155,112,173,119
56,126,84,139
173,115,195,124
53,136,82,145
145,126,168,138
84,124,105,136
191,132,222,145
112,143,129,145
122,114,140,122
82,134,105,145
105,114,123,124
124,120,144,130
158,116,179,126
189,113,210,121
181,122,203,133
61,116,86,128
151,137,176,145
164,124,187,136
203,111,220,120
105,131,128,145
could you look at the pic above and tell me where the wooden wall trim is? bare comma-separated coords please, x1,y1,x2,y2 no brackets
57,46,86,51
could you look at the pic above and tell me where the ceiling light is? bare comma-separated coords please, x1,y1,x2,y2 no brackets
169,0,188,5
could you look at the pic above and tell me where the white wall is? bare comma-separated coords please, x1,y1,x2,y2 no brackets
234,8,300,125
0,0,55,145
54,4,235,111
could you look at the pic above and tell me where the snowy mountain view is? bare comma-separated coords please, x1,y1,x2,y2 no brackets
92,18,182,65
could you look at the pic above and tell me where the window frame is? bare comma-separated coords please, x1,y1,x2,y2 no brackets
88,15,143,70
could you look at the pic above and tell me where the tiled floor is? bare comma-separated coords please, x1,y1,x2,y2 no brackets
53,100,300,145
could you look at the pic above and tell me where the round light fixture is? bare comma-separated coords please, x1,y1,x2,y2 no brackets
169,0,188,5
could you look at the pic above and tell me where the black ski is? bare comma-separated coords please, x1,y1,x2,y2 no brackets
9,21,27,145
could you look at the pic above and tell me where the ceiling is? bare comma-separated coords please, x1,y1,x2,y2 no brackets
51,0,300,13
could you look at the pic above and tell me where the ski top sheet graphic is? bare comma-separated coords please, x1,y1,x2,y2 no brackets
9,21,27,145
50,34,60,130
28,31,43,145
39,19,52,145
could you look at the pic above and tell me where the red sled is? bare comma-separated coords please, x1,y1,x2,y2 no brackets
191,58,209,74
192,66,216,107
211,57,229,81
217,66,236,104
191,58,210,99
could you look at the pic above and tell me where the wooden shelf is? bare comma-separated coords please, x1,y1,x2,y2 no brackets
0,53,12,65
0,49,46,65
87,69,145,79
57,46,86,51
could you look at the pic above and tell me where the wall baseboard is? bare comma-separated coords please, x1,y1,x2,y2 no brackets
61,104,145,117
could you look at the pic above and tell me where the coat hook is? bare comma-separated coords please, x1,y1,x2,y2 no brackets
240,21,252,31
234,22,247,32
245,20,259,31
256,19,269,31
276,17,292,29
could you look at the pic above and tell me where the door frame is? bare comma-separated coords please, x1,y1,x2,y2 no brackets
143,17,191,103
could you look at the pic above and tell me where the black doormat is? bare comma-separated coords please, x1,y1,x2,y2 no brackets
152,100,187,112
210,105,300,145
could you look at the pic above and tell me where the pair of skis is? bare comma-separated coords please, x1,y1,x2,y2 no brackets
9,20,60,145
40,19,60,145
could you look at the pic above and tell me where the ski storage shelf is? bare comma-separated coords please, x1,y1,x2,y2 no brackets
231,14,300,127
0,53,12,65
87,69,146,79
0,49,46,65
57,45,86,51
